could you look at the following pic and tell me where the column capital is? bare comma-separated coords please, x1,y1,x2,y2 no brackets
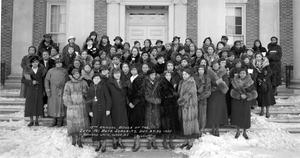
106,0,121,4
173,0,187,5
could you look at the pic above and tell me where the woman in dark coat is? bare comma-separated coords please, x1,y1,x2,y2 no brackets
194,65,211,137
20,46,37,98
83,37,100,59
144,69,161,150
207,59,229,137
98,35,112,54
86,74,112,153
252,39,267,55
37,34,57,57
252,53,276,118
127,65,145,152
159,72,180,150
267,36,282,95
105,68,129,150
230,68,257,139
62,46,76,69
22,55,47,126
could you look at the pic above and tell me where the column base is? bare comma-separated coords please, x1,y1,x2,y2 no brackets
289,79,300,89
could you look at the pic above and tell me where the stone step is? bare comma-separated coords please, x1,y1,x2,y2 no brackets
252,110,300,115
3,83,21,89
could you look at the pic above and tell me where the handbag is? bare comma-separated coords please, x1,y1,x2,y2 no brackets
259,81,268,93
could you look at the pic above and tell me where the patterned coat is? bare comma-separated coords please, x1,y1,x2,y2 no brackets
177,77,199,136
63,79,89,136
44,67,69,117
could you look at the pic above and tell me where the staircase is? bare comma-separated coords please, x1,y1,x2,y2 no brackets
1,85,300,147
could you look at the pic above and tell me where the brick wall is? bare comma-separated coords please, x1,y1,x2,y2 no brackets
94,0,107,38
1,0,14,77
32,0,47,49
187,0,198,45
245,0,259,48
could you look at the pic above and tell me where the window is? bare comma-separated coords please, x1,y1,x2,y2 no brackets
226,4,246,45
47,1,66,52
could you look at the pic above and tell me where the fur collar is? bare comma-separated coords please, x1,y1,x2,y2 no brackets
232,74,254,90
207,66,227,82
252,57,269,72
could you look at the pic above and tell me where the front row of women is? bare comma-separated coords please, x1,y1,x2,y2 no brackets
62,58,259,152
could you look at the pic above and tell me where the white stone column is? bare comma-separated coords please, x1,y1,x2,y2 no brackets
173,0,187,40
119,4,126,39
10,0,34,76
107,0,120,39
168,3,175,41
66,0,94,47
259,0,280,47
292,0,300,84
198,0,226,46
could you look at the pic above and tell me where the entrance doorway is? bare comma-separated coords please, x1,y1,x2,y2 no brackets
126,6,168,47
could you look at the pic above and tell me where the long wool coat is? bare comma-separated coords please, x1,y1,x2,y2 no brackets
252,58,276,107
144,77,161,130
86,82,113,141
20,55,35,98
159,77,180,135
267,42,282,87
44,67,69,117
207,67,229,125
21,65,47,117
63,79,89,136
177,77,199,136
230,75,258,129
105,78,129,130
127,75,146,134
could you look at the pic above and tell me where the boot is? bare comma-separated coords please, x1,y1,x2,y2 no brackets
57,117,63,127
77,135,83,148
162,135,169,150
50,118,57,127
169,140,175,150
132,136,140,152
151,136,158,150
72,135,76,146
147,137,152,150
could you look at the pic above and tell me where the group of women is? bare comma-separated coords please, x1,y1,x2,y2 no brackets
20,31,281,152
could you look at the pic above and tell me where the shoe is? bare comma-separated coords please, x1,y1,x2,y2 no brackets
112,142,117,150
132,143,140,152
162,141,169,150
235,132,240,139
259,111,265,116
77,137,83,148
101,144,106,153
198,131,203,138
215,129,220,137
266,112,270,118
95,143,102,152
211,129,216,136
57,118,63,127
131,143,136,150
34,121,39,126
147,140,151,150
50,118,57,127
169,141,175,150
71,136,76,146
27,121,34,127
243,133,249,140
179,143,188,149
152,142,158,150
117,141,126,149
186,144,193,150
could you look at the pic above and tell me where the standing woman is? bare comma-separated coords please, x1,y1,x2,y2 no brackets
63,69,89,147
207,60,229,137
159,72,180,150
267,36,282,95
177,68,199,150
252,53,276,118
105,68,129,149
252,39,267,55
141,39,152,54
20,46,37,98
144,69,161,150
230,68,258,139
22,55,47,126
44,58,69,127
86,74,112,153
194,65,211,137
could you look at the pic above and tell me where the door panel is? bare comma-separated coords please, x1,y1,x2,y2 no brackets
147,26,166,45
128,26,166,47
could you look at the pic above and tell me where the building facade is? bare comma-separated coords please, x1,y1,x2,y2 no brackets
1,0,300,85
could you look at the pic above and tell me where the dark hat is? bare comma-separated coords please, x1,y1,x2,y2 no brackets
156,53,164,60
134,41,140,45
203,37,212,44
51,45,59,52
71,68,80,75
211,59,219,66
181,57,189,63
221,35,228,40
218,57,226,63
270,36,278,41
246,48,254,52
241,54,250,60
111,68,122,74
111,54,121,60
233,59,243,66
55,58,63,64
43,34,52,38
114,36,123,43
183,68,193,76
146,69,156,76
238,67,248,74
101,35,109,39
85,37,93,43
89,31,98,36
155,40,163,45
92,59,101,65
29,55,39,63
166,60,174,66
177,46,185,52
131,64,142,74
228,51,235,57
172,36,180,42
92,73,101,79
100,65,109,71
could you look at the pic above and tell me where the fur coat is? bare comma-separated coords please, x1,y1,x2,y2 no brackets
207,66,229,94
177,77,199,136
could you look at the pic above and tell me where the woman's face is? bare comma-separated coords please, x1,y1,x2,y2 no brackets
100,52,107,59
217,43,224,49
113,72,121,80
123,51,130,58
190,44,195,51
31,60,39,68
247,50,253,56
196,50,203,58
110,47,117,54
142,53,148,60
55,62,62,68
175,55,182,62
115,39,120,44
135,43,140,48
235,62,242,68
144,40,150,47
255,41,261,47
205,39,211,45
181,60,188,67
102,38,108,44
235,42,241,48
82,51,88,59
174,38,179,44
182,71,190,80
91,35,96,40
239,71,247,79
167,63,174,71
198,67,205,76
142,64,149,73
185,39,191,45
101,69,109,75
165,73,171,81
131,48,138,57
212,62,220,71
244,58,250,64
131,68,138,76
151,49,158,56
51,48,57,56
207,47,214,54
73,72,80,79
122,64,130,73
124,44,130,50
87,40,93,46
149,73,156,81
94,61,101,69
112,57,120,65
28,47,35,55
93,76,101,84
256,54,263,60
271,38,277,43
200,60,207,66
222,52,228,58
165,44,171,50
74,61,80,68
84,65,91,72
68,47,74,54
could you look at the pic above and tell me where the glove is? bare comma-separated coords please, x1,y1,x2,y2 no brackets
89,112,93,117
